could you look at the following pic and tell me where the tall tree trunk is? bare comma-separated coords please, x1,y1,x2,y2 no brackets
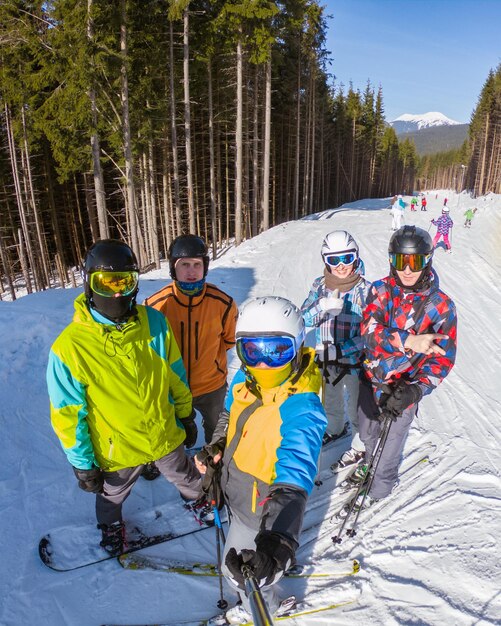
87,0,108,239
293,52,301,220
4,102,35,293
120,0,142,263
252,69,259,237
261,57,271,231
183,9,195,233
207,57,217,258
20,104,50,288
235,35,243,245
169,21,182,236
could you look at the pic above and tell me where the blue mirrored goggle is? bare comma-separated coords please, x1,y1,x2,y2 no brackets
323,252,357,267
236,335,297,368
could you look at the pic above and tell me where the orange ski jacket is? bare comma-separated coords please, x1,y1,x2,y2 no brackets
145,282,237,397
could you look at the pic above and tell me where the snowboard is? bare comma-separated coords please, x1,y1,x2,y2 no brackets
39,501,221,572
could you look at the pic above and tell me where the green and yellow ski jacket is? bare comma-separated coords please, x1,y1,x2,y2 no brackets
47,294,192,471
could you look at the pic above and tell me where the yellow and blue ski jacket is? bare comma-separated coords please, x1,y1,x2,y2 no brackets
47,293,192,472
213,347,327,543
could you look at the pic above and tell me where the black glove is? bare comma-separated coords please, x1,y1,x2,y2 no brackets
196,439,226,509
225,532,293,590
180,410,198,448
381,381,423,420
73,466,103,494
195,439,225,468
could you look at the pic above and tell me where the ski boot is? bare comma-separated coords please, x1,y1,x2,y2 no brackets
98,521,125,556
184,496,215,527
330,448,365,473
322,422,350,446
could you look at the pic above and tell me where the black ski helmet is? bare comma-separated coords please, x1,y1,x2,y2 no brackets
388,225,433,256
82,239,139,321
168,234,209,280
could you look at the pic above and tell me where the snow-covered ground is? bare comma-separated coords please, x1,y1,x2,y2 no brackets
0,190,499,625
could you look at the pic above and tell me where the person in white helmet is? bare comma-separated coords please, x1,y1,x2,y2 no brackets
195,296,327,624
301,230,370,472
390,195,405,231
431,206,454,253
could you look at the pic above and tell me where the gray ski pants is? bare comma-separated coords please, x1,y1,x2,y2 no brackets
221,512,280,614
194,383,227,444
95,444,202,525
358,379,417,500
324,367,364,450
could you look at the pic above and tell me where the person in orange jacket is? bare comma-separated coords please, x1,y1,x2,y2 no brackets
145,235,238,451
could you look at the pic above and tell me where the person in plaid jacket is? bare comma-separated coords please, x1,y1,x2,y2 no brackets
356,225,457,507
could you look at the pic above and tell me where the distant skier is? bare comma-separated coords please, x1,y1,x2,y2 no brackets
301,230,369,468
443,197,448,207
431,206,454,253
390,195,405,231
421,196,427,211
410,196,418,212
47,240,213,557
352,226,457,511
464,207,477,228
195,297,327,624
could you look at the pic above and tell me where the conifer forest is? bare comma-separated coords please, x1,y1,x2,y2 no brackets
1,1,500,299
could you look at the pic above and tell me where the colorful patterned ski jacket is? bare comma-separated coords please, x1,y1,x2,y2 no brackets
301,261,370,373
144,282,237,397
431,214,454,235
362,272,457,401
212,348,326,545
47,293,192,471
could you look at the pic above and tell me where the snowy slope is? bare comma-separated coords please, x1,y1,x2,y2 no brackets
0,190,500,625
391,112,461,133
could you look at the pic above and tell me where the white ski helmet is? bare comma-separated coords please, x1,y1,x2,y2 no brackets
442,206,450,213
236,296,305,365
321,230,359,262
236,296,304,341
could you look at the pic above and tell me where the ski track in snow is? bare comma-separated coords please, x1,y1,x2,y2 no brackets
0,191,500,625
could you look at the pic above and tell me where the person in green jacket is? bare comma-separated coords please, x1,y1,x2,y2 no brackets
47,240,212,556
464,207,477,228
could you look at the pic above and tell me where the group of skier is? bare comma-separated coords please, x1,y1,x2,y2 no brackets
389,193,476,255
47,219,457,625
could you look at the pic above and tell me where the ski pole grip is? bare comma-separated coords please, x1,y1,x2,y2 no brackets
241,565,275,626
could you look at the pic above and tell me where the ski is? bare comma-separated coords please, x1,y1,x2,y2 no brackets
118,552,360,579
101,595,358,625
334,452,433,523
299,444,436,549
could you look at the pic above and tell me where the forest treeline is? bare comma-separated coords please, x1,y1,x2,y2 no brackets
417,63,501,196
0,2,499,300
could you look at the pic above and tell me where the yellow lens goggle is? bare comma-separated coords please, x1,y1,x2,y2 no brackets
90,271,139,297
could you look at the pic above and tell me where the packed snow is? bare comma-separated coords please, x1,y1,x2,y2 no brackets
0,190,499,625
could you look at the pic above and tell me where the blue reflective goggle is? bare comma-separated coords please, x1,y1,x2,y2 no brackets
323,252,357,267
236,335,297,368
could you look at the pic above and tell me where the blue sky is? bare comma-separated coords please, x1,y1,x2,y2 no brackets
322,0,501,123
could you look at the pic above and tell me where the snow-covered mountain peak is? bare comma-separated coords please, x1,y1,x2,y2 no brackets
391,112,461,133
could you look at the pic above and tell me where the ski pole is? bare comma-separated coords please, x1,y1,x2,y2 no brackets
208,463,228,610
331,411,393,544
345,411,393,537
213,504,228,610
241,565,275,626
